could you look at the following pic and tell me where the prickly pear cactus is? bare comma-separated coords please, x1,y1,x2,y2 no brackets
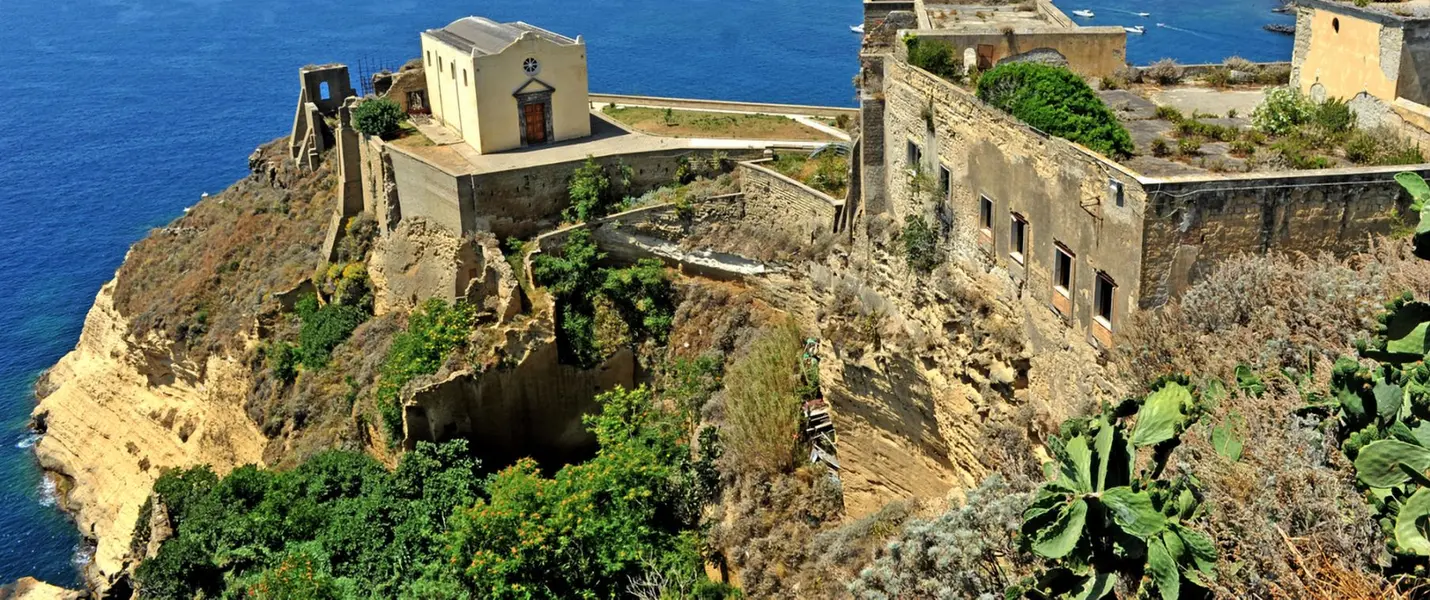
1394,172,1430,260
1021,380,1216,599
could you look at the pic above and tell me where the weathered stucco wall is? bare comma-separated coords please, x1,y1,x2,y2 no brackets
883,57,1145,343
1292,4,1402,102
404,337,634,466
900,28,1127,78
1138,167,1419,307
738,159,844,243
386,146,467,233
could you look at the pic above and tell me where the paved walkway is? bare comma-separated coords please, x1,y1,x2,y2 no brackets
403,112,837,175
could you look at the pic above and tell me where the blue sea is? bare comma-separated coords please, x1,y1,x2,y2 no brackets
0,0,1290,586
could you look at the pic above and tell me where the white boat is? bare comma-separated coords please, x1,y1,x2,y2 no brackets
1072,9,1095,18
1136,12,1150,17
1124,25,1145,34
850,24,864,33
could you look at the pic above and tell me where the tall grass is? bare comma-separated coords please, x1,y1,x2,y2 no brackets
724,319,806,475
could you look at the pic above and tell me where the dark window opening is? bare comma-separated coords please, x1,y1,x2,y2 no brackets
980,196,993,231
1110,179,1125,207
1333,17,1340,33
450,62,456,80
463,69,468,86
906,140,922,170
426,51,431,66
1095,273,1116,325
1054,246,1073,294
1010,213,1027,263
938,165,951,200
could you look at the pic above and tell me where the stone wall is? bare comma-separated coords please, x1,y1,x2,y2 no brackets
383,145,762,239
738,159,845,243
899,27,1128,78
531,194,773,280
404,328,635,467
1138,166,1419,307
882,57,1145,343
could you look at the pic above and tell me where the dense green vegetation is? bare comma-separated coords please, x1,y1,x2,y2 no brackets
265,264,374,383
134,387,735,600
375,299,480,444
898,214,941,274
352,97,405,139
133,440,482,599
975,63,1135,158
531,230,674,367
563,157,634,223
904,35,963,82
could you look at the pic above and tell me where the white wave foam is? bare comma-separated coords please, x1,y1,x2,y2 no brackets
37,475,58,507
15,432,41,449
72,543,95,568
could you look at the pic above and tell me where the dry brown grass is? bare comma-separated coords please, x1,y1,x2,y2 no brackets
723,319,807,476
602,106,836,142
112,139,335,367
1116,243,1430,384
1113,242,1430,598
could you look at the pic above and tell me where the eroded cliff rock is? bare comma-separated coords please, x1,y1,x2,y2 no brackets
31,281,266,591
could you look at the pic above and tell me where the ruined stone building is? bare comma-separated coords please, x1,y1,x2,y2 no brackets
859,0,1430,348
421,17,591,154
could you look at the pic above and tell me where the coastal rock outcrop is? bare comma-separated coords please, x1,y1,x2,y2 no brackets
30,282,267,591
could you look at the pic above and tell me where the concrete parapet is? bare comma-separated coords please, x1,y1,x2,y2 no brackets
587,93,857,118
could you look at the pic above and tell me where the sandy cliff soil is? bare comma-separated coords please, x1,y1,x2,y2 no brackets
31,281,267,590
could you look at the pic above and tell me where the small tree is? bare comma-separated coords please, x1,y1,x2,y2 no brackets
352,97,405,139
900,214,941,274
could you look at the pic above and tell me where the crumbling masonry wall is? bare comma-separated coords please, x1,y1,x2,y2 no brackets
738,159,844,243
883,57,1146,343
1137,168,1414,307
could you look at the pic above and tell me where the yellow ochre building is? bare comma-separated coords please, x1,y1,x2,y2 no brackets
421,17,592,154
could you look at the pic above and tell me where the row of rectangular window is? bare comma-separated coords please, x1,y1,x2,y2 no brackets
978,195,1115,325
906,134,1118,328
425,52,470,86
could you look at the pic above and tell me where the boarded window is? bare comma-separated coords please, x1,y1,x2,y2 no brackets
1010,213,1027,263
1095,273,1116,325
1054,246,1073,294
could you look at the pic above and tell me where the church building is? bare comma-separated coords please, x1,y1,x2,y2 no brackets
420,17,591,154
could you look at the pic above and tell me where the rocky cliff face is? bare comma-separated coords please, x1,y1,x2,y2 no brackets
31,281,267,592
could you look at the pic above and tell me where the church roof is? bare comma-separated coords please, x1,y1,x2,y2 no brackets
425,17,578,56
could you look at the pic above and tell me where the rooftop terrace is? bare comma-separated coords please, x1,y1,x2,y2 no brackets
923,2,1054,29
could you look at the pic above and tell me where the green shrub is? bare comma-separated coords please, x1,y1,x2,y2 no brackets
976,62,1135,158
1204,67,1231,88
1154,104,1184,122
1312,97,1355,134
532,230,674,367
1345,130,1381,164
1229,139,1256,158
899,214,941,273
376,299,479,443
441,385,716,599
1273,136,1332,169
1143,58,1183,84
294,294,368,370
905,35,963,82
1177,137,1203,156
1252,87,1314,134
564,157,614,222
352,97,405,139
1150,137,1172,157
134,441,482,599
267,341,299,383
